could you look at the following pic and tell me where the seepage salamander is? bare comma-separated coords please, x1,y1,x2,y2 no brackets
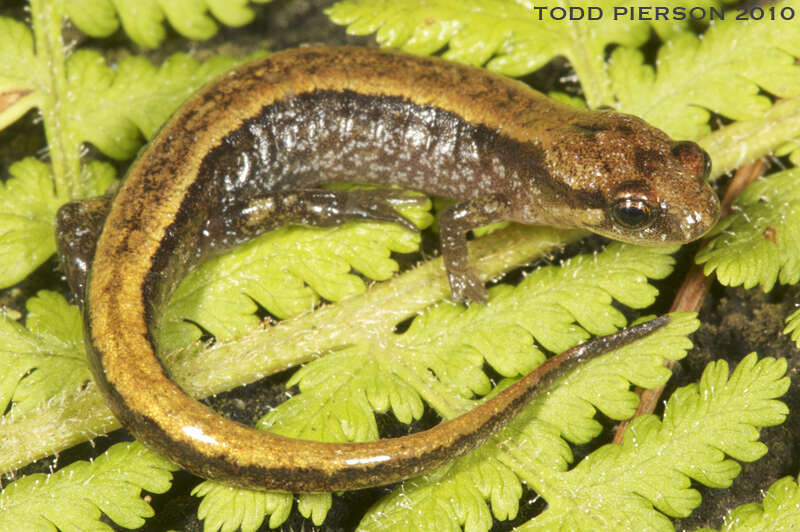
56,46,720,492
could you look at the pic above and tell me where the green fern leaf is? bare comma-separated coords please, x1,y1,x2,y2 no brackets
776,138,800,168
66,50,241,161
0,291,88,416
63,0,119,38
608,3,800,140
296,493,333,528
191,483,295,532
63,0,273,48
697,474,800,531
0,226,581,476
191,483,332,532
192,243,677,529
0,17,41,131
0,442,177,531
0,17,241,162
783,308,800,347
696,168,800,292
0,159,63,289
0,159,115,289
512,354,789,531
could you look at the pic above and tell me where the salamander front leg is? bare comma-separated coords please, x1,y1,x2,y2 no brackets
439,195,512,303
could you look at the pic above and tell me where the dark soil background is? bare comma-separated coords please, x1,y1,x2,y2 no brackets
1,0,797,530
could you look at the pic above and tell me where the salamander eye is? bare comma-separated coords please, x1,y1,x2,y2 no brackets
672,141,711,181
611,197,653,230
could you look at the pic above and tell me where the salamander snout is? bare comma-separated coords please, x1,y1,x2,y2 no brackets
583,139,721,246
667,141,720,242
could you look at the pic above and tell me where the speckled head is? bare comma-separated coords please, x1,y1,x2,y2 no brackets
544,110,720,245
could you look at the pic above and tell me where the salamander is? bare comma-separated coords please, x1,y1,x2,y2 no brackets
55,45,720,492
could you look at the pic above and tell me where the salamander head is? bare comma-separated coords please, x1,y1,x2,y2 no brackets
544,110,720,245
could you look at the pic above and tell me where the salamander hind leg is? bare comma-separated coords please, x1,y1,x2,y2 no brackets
239,188,422,237
439,195,512,304
55,196,113,307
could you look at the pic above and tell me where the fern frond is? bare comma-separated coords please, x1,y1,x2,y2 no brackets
327,0,726,107
192,243,678,529
697,473,800,531
0,290,89,417
262,242,675,434
0,9,243,287
0,41,240,287
191,483,334,532
356,313,700,531
608,1,800,140
191,483,296,532
63,0,273,48
0,18,40,131
0,159,115,289
783,308,800,347
696,167,800,292
517,354,787,530
776,138,800,167
0,442,177,531
65,50,242,161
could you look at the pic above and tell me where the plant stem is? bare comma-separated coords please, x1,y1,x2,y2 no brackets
28,0,78,200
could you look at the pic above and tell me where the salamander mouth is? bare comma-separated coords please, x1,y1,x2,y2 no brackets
585,210,711,246
673,191,721,242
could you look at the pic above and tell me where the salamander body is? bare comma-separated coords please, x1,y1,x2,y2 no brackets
56,46,719,492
